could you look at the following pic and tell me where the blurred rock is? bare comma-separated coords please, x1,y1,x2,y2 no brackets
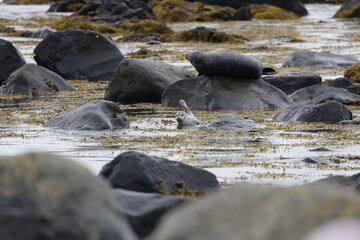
311,172,360,192
334,0,360,18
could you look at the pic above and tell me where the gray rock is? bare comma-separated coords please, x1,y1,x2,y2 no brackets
328,77,354,88
262,75,322,95
162,75,293,111
274,101,352,123
99,151,220,195
149,185,360,240
104,59,195,104
311,172,360,192
207,114,257,130
283,50,357,68
302,157,331,165
32,26,56,38
43,100,129,130
309,147,332,152
0,38,26,84
339,120,360,125
0,153,137,240
0,64,76,96
113,189,191,239
289,85,360,105
34,29,124,82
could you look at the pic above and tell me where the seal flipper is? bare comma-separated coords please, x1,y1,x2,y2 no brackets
263,67,278,75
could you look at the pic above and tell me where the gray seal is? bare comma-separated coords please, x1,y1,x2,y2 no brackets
175,99,201,128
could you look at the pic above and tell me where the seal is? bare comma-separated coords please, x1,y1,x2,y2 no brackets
175,99,201,128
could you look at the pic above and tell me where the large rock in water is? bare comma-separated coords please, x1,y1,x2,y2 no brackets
261,75,322,95
162,75,293,111
34,29,124,82
289,85,360,105
104,59,195,104
283,50,357,68
207,114,257,130
274,101,352,123
334,0,360,18
0,38,26,84
0,153,137,240
99,151,220,195
0,64,76,96
43,100,130,130
186,0,308,16
311,172,360,192
113,189,191,239
149,185,360,240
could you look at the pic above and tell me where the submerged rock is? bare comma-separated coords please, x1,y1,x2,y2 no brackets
274,101,352,123
0,64,76,96
34,29,124,82
104,59,195,104
149,185,360,240
0,153,137,240
99,151,220,196
283,50,357,68
162,75,293,111
113,189,191,239
207,114,257,130
0,38,26,84
302,157,331,165
43,100,130,130
262,75,322,95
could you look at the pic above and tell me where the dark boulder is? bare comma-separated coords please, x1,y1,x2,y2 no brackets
43,100,130,130
186,0,308,16
162,75,293,111
311,172,360,192
334,0,360,18
302,157,331,165
174,27,246,43
185,52,268,79
0,153,137,240
233,7,252,20
0,64,76,96
289,85,360,104
105,59,195,104
283,50,357,68
207,114,257,130
99,151,220,195
48,0,86,12
261,75,322,95
274,101,352,123
328,77,354,88
149,185,360,240
34,29,124,82
0,38,26,84
113,189,191,239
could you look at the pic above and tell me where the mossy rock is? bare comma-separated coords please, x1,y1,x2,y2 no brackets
118,19,174,35
128,47,160,58
247,4,299,20
344,62,360,82
334,3,360,18
5,0,50,4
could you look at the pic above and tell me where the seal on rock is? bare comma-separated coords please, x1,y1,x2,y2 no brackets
175,99,201,128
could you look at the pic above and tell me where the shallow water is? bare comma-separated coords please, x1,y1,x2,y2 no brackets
0,3,359,186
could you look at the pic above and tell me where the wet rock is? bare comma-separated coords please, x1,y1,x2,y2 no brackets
328,77,354,88
34,29,124,82
245,4,299,20
302,157,331,165
309,147,332,152
283,50,358,68
339,120,360,125
262,75,322,95
210,8,233,20
20,26,56,39
162,75,293,111
113,189,191,239
43,100,130,130
289,85,360,104
104,59,195,104
174,27,245,43
334,0,360,18
311,172,360,192
207,114,257,130
99,151,220,195
149,185,360,240
0,38,26,84
274,101,352,123
185,52,273,79
0,153,137,240
0,64,76,96
344,62,360,82
233,7,252,20
48,0,86,12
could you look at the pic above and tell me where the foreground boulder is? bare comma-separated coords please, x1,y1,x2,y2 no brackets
34,29,124,81
274,101,352,123
0,64,76,96
283,50,357,68
149,185,360,240
289,85,360,104
0,153,137,240
104,59,195,104
207,114,257,130
162,75,293,111
113,189,191,239
262,75,322,95
99,151,220,195
334,0,360,18
43,100,129,130
0,38,26,84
